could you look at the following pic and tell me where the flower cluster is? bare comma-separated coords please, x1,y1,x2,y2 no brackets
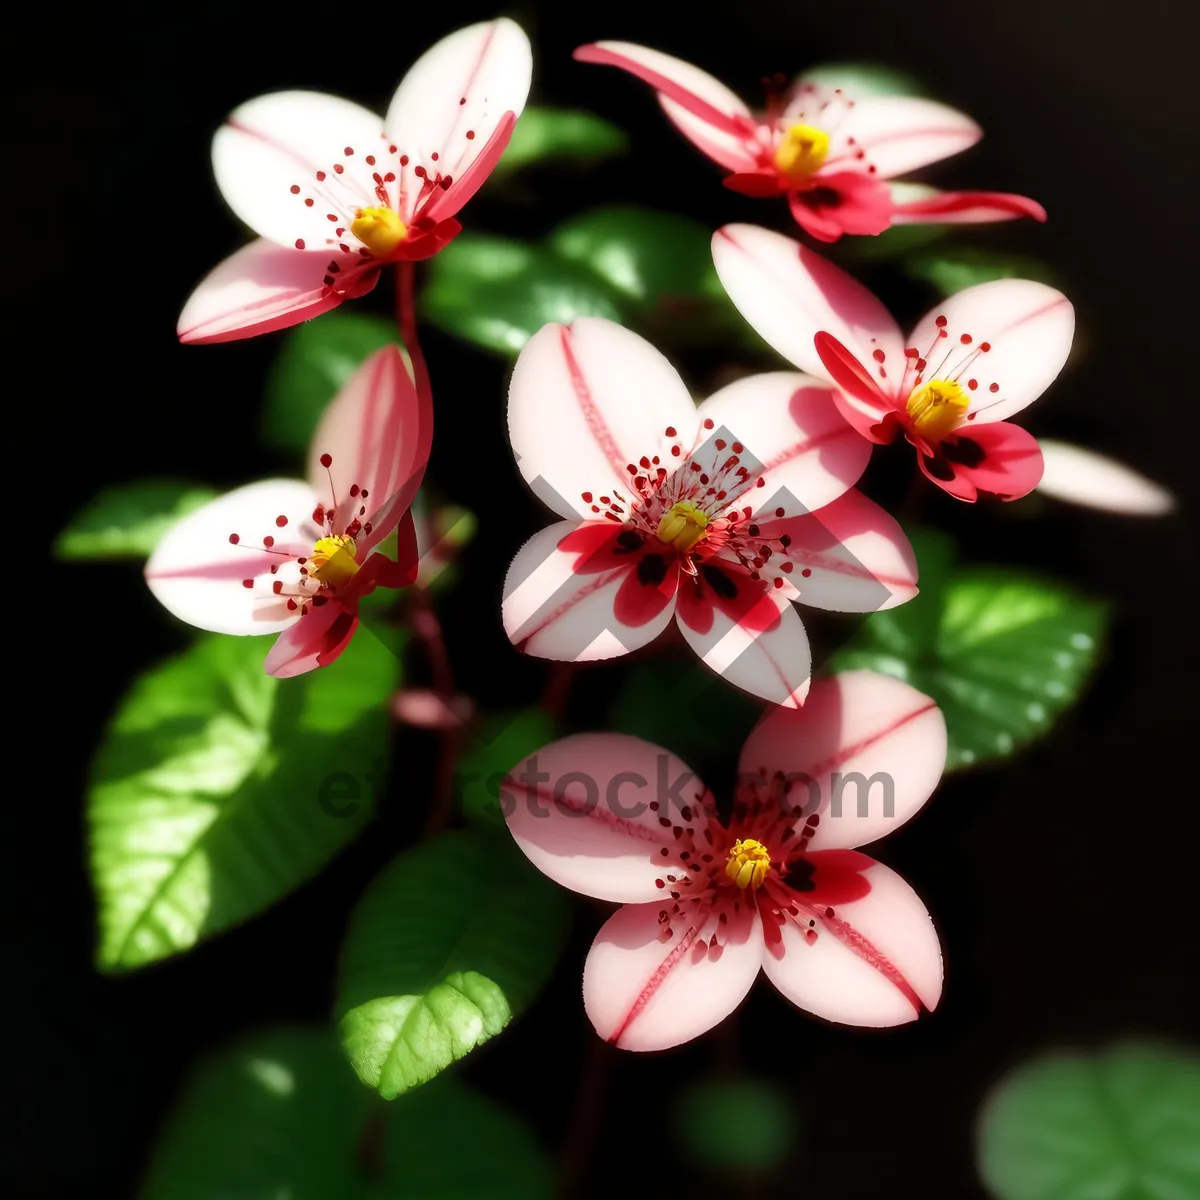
146,18,1088,1052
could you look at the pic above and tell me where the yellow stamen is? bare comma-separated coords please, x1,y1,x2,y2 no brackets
725,838,772,890
350,206,407,258
905,378,971,441
309,535,359,589
656,501,710,553
773,123,830,181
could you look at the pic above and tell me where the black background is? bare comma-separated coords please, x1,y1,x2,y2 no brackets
10,0,1200,1196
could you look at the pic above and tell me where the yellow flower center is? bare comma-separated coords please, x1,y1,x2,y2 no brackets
350,207,407,258
309,535,359,589
656,501,710,553
773,123,830,181
905,378,971,442
725,838,772,890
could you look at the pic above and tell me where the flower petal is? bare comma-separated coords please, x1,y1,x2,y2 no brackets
918,420,1044,502
145,480,321,635
890,186,1047,225
712,224,903,383
263,599,358,678
584,899,763,1050
763,857,942,1025
213,91,387,247
177,240,375,345
832,96,981,178
503,521,679,662
385,18,532,194
306,345,431,553
502,732,714,904
676,574,811,708
1035,440,1176,515
696,372,871,514
759,489,919,612
415,113,517,224
738,670,946,850
508,319,700,521
907,279,1074,424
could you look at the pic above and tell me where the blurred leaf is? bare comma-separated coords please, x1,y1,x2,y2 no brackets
413,495,478,593
977,1042,1200,1200
905,247,1057,297
674,1078,797,1172
494,105,628,174
89,631,399,971
142,1027,553,1199
422,234,622,355
264,311,404,453
54,480,218,560
372,1075,553,1199
141,1028,368,1200
337,830,570,1098
840,220,951,262
610,656,760,776
455,708,556,829
799,61,927,98
831,528,1107,770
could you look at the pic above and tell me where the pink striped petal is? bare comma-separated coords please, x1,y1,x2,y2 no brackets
763,858,942,1025
508,319,700,521
502,732,714,903
415,112,517,224
213,91,387,248
263,598,358,678
833,96,981,178
385,19,532,193
712,225,904,382
759,489,918,612
145,480,320,635
696,373,871,514
503,521,679,662
306,345,430,553
676,577,811,708
739,670,946,850
177,240,375,345
908,279,1074,425
890,185,1047,225
918,420,1045,502
584,899,763,1050
1036,440,1176,515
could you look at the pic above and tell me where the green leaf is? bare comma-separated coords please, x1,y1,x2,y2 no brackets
976,1042,1200,1200
371,1076,553,1199
494,105,628,173
840,220,952,262
421,234,622,355
674,1078,797,1172
141,1028,370,1200
263,311,404,453
89,630,399,971
142,1028,554,1199
454,708,557,829
831,528,1107,770
336,830,570,1098
53,480,219,560
905,247,1057,297
799,61,927,98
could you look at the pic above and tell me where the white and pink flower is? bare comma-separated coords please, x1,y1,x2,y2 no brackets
503,318,920,707
178,19,532,344
712,224,1075,502
573,42,1044,242
145,347,430,676
503,670,946,1049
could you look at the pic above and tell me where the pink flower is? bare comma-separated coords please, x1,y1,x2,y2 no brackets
145,347,429,676
573,42,1044,242
504,318,919,707
712,224,1075,502
178,19,532,345
503,670,946,1049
